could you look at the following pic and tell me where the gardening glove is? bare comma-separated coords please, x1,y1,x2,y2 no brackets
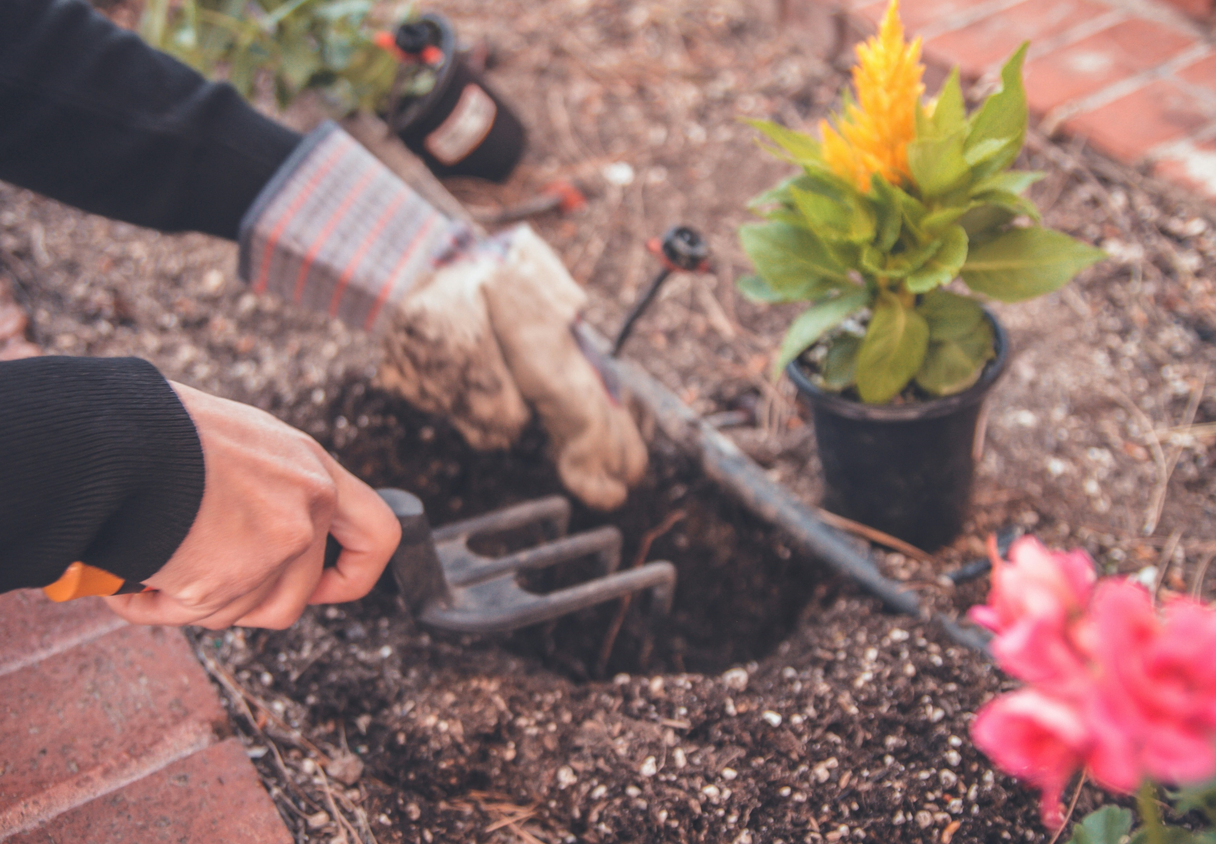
239,122,647,509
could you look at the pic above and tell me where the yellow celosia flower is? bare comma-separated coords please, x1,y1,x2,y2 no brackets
820,0,924,192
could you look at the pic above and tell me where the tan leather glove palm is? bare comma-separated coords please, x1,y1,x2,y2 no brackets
380,225,647,510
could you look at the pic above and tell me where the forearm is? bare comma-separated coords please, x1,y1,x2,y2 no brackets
0,0,302,239
0,356,205,592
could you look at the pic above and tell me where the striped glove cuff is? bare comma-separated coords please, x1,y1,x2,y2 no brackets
238,122,469,332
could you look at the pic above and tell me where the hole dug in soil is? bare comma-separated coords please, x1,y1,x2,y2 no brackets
194,379,1055,844
327,380,833,680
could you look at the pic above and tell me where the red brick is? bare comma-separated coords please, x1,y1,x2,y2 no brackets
856,0,988,33
1162,0,1215,20
1177,51,1216,95
924,0,1110,75
1024,18,1198,113
0,625,225,834
1063,78,1215,162
1153,138,1216,199
0,591,125,677
9,739,292,844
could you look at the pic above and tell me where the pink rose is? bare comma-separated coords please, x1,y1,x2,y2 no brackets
1087,581,1216,788
971,689,1090,828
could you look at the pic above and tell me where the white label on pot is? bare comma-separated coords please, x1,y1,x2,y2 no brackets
425,84,497,165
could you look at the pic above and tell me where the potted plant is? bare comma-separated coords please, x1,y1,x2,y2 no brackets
738,0,1104,549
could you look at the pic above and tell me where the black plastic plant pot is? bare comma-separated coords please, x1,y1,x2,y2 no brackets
787,314,1009,551
388,14,526,182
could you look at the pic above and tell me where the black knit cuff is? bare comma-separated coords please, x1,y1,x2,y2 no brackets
0,356,205,591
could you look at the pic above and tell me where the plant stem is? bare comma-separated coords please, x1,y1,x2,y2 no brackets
1137,781,1166,844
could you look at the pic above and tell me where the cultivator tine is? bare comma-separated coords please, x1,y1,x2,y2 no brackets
432,495,570,544
442,526,622,587
378,489,676,635
419,560,677,634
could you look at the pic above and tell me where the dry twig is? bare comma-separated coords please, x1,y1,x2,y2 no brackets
1107,387,1169,535
1047,771,1088,844
198,650,331,765
1145,376,1206,535
811,506,935,566
318,768,360,844
1192,550,1216,600
1152,529,1184,603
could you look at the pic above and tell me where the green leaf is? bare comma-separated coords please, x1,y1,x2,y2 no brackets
748,174,813,212
965,42,1029,179
761,208,806,226
791,187,875,243
927,68,966,138
855,291,929,403
821,333,862,391
229,46,259,97
279,35,322,89
958,203,1017,243
963,136,1014,170
872,184,903,253
1128,828,1207,844
885,238,943,279
972,170,1044,196
961,227,1106,302
906,225,968,293
908,128,970,198
140,0,171,47
264,0,321,27
915,303,993,395
773,288,870,378
971,188,1042,223
1066,806,1134,844
916,339,984,395
745,119,824,167
1170,780,1216,825
921,206,969,234
737,273,823,304
739,222,850,295
917,289,985,340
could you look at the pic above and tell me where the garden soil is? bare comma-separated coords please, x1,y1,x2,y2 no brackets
4,0,1216,841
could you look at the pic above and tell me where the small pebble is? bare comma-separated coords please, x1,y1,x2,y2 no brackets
721,667,749,691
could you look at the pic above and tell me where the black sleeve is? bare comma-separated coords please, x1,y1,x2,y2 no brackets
0,0,303,240
0,356,206,592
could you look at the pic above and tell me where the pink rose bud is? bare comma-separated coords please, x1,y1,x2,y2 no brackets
969,536,1098,688
969,536,1095,635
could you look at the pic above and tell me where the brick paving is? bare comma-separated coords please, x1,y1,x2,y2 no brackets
3,2,1215,837
843,0,1216,201
0,589,292,842
0,278,291,841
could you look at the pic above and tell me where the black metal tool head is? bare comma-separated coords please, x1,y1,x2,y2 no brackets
380,490,676,634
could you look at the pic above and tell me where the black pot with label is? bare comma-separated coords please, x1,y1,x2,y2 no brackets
787,313,1009,551
388,14,526,182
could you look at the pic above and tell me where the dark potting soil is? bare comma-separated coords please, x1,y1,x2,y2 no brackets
321,378,832,681
186,377,1061,844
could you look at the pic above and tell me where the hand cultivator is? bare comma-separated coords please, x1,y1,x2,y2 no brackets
377,489,675,633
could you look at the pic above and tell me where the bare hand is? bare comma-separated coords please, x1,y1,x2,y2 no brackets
104,382,401,629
